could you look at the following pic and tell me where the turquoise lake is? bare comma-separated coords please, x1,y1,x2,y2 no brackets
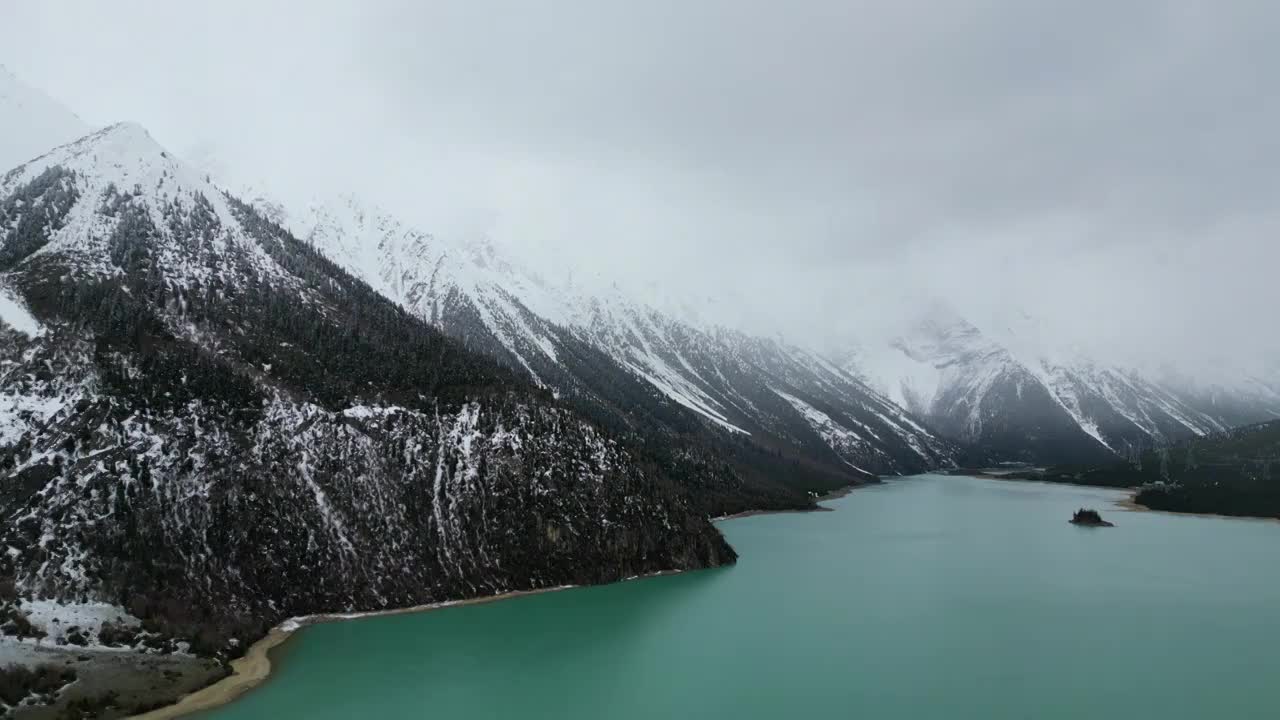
200,474,1280,719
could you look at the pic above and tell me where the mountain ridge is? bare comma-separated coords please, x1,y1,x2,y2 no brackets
267,192,961,483
841,304,1280,465
0,116,735,716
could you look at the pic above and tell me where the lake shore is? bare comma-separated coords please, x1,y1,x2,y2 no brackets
127,627,293,720
123,567,708,720
129,484,863,720
953,470,1280,524
124,584,585,720
1114,490,1280,524
711,482,864,522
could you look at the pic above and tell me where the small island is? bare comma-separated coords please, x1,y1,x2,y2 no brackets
1070,508,1114,527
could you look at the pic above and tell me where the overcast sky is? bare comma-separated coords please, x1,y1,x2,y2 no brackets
2,1,1277,374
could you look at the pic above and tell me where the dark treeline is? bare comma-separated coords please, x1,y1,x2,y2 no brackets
1010,420,1280,519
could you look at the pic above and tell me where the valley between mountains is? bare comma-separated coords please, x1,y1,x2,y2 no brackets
1,65,1278,718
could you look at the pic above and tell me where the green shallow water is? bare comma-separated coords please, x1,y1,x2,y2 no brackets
201,474,1280,719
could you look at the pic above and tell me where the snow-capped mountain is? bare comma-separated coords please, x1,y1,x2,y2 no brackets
843,304,1280,465
266,194,959,491
1145,359,1280,430
0,65,91,172
0,118,737,713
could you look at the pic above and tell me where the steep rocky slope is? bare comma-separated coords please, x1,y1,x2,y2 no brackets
271,196,959,501
0,123,733,715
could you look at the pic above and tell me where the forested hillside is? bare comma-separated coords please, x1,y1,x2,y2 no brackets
1010,421,1280,518
0,124,735,716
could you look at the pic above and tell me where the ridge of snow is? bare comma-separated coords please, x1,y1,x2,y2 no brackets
2,122,292,285
289,194,575,374
843,301,1250,455
163,182,952,467
773,388,865,452
280,192,768,432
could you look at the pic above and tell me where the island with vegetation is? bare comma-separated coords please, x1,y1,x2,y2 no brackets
1069,509,1114,527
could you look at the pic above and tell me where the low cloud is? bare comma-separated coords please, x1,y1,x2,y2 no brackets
2,0,1277,372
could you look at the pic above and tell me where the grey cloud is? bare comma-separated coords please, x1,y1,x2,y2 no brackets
1,0,1277,369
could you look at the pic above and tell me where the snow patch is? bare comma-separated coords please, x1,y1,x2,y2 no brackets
8,599,142,651
773,388,869,462
630,363,749,434
0,287,43,337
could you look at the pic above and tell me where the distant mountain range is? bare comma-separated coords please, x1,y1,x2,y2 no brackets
840,303,1280,465
256,189,1280,477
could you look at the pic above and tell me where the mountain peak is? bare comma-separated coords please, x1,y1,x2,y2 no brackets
0,118,287,289
842,302,1279,464
4,120,214,203
97,120,156,144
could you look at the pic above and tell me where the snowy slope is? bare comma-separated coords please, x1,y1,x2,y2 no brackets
844,304,1280,464
0,123,294,289
0,65,91,172
294,195,574,387
267,194,959,477
1145,359,1280,428
1,117,734,684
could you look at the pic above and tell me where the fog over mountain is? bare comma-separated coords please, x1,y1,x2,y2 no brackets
3,0,1278,381
7,6,1280,718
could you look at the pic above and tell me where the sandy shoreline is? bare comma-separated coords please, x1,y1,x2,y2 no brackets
125,584,584,720
128,483,864,719
127,627,294,720
123,571,700,720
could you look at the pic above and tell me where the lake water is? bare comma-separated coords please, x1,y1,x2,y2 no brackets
200,474,1280,719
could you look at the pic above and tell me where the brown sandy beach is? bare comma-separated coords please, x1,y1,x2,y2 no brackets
127,627,293,720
